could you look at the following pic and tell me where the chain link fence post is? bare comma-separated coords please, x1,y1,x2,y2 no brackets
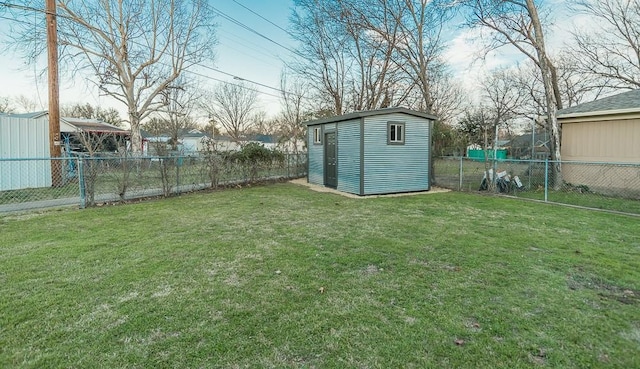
78,157,86,209
459,156,463,191
544,158,549,202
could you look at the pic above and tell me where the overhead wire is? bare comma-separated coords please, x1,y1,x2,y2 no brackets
217,28,284,67
231,0,295,39
209,3,307,61
0,1,300,99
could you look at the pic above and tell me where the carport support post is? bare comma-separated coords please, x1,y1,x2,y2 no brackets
544,158,549,202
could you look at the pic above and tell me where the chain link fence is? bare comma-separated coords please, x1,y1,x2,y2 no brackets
434,157,640,215
0,152,307,213
5,154,638,215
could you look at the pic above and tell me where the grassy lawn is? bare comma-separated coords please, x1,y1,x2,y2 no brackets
1,183,639,368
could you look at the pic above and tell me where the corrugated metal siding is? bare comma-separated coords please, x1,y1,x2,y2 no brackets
307,123,338,186
363,113,430,195
336,118,361,194
0,116,52,190
307,125,324,185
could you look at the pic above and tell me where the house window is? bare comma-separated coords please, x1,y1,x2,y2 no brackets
388,122,405,145
313,127,322,145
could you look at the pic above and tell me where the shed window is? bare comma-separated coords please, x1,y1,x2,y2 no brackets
313,127,322,145
388,122,405,145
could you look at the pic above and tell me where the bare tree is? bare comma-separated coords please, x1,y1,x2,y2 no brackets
152,75,202,150
6,0,216,154
290,0,352,114
340,1,407,111
427,68,465,125
507,57,608,121
482,68,525,136
202,82,260,142
463,0,563,188
61,103,122,126
276,72,308,154
13,95,40,113
570,0,640,90
250,112,276,136
290,0,455,119
0,96,14,113
366,0,454,113
73,131,124,206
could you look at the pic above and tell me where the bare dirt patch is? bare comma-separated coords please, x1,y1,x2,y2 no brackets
289,178,450,198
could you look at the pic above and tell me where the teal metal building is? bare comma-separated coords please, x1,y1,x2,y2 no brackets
304,107,436,196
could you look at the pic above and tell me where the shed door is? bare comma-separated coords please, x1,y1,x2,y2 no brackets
324,132,337,188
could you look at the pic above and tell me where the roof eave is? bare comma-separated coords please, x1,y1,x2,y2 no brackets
557,107,640,119
303,107,437,126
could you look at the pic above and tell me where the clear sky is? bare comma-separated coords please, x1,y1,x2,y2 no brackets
0,0,297,119
0,0,591,121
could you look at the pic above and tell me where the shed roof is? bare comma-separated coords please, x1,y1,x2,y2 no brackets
0,111,127,134
557,89,640,118
303,107,437,126
0,111,48,119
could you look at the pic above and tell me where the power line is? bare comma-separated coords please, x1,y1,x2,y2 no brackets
0,14,31,25
217,28,284,66
179,66,282,99
231,0,295,38
0,1,298,99
209,4,306,60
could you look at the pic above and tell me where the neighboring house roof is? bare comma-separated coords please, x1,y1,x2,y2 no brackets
61,117,127,134
178,129,211,138
249,134,277,143
142,128,211,139
557,89,640,118
303,107,437,126
213,135,234,142
140,129,154,139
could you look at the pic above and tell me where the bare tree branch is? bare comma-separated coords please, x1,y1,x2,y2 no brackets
5,0,216,153
569,0,640,90
202,82,260,143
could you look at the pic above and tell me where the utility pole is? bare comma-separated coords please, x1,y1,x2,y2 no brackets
46,0,62,186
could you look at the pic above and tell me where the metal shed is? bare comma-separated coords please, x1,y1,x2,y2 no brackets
0,112,128,191
304,107,436,196
0,112,52,191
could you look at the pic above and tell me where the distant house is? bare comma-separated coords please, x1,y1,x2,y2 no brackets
303,107,436,196
246,134,306,153
507,131,551,160
179,129,211,152
142,128,211,155
208,135,242,152
557,89,640,193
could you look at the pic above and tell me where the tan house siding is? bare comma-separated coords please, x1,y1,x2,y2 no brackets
560,116,640,195
562,118,640,162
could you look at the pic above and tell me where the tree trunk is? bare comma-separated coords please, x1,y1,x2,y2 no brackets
129,112,142,154
525,0,562,189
